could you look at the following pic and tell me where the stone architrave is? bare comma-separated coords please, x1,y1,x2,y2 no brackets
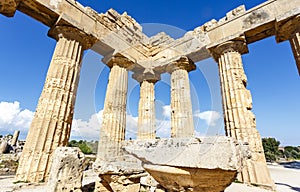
276,14,300,75
47,147,85,192
166,56,196,138
97,55,134,160
15,26,96,183
209,38,274,188
133,73,160,140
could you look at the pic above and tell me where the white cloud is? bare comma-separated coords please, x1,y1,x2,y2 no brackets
71,110,103,141
0,101,34,133
0,101,222,141
154,104,171,138
194,110,221,127
71,104,173,140
125,114,138,140
156,119,171,138
162,105,171,119
71,110,138,141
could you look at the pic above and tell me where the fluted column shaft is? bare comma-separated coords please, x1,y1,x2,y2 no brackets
97,57,133,160
16,26,95,182
211,40,274,188
167,57,196,138
137,80,156,140
290,32,300,75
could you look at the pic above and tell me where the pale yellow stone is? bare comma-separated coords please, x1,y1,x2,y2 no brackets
11,130,20,146
210,39,274,189
290,32,300,75
1,0,299,189
97,56,133,160
137,80,156,140
167,57,196,138
15,26,93,183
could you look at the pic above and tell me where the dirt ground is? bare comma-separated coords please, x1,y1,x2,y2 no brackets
1,162,300,192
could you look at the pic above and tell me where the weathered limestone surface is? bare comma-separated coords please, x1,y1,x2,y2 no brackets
290,32,300,75
94,55,145,192
98,174,142,192
15,26,95,183
137,80,156,140
11,130,20,146
0,0,19,17
47,147,85,192
0,140,8,154
0,0,299,189
0,132,24,154
167,57,196,138
275,10,300,75
140,174,159,191
1,0,300,72
97,55,133,160
123,137,250,192
93,154,144,192
209,38,274,188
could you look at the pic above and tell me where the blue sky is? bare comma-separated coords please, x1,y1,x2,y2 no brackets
0,0,299,146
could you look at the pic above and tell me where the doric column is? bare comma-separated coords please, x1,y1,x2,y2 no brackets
15,26,96,182
166,56,196,138
209,38,274,188
0,0,19,17
289,32,300,75
97,55,134,160
11,130,20,146
133,72,160,140
276,14,300,75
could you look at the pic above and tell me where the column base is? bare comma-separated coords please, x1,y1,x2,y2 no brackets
237,159,275,190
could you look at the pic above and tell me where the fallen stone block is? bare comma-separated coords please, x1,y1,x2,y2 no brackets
123,136,250,192
47,147,85,192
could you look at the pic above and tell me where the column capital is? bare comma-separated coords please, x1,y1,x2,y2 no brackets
103,54,135,69
166,56,196,73
132,69,161,83
276,14,300,42
48,25,97,50
209,37,248,61
0,0,19,17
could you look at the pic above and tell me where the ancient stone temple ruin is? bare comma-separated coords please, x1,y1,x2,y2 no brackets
1,0,299,191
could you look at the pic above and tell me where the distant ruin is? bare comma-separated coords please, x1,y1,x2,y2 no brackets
0,0,299,191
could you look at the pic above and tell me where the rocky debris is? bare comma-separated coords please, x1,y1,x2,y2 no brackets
93,154,145,192
95,174,144,192
0,157,19,175
139,174,160,192
123,136,251,192
0,131,24,154
203,5,246,31
47,147,85,192
0,140,8,154
0,132,23,175
93,154,144,175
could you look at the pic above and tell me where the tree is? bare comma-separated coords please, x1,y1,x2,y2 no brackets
284,146,300,160
262,137,281,162
68,140,93,154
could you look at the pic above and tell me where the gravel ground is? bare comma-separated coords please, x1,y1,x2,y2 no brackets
1,162,299,192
